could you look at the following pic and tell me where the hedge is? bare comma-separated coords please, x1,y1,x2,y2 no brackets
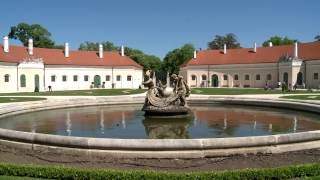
0,163,320,179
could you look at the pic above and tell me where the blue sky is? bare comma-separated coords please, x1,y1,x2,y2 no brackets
1,0,319,59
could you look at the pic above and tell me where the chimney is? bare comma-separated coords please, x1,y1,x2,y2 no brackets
99,44,103,58
64,42,69,58
294,42,298,58
3,36,9,53
269,42,273,47
28,38,33,55
253,42,257,53
223,44,227,54
193,50,197,59
121,45,124,56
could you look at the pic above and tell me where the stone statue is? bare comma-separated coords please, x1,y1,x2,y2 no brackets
142,70,191,115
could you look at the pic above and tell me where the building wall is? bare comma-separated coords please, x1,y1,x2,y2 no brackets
305,60,320,89
184,63,278,88
17,62,45,92
0,62,18,93
44,65,143,91
0,63,143,93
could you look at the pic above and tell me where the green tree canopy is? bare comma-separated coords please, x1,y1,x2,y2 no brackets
262,36,298,47
79,41,119,51
208,33,241,50
124,47,161,71
8,23,56,48
78,41,161,71
315,35,320,42
162,44,195,74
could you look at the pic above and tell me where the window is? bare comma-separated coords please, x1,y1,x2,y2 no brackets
105,75,110,81
245,74,250,80
127,75,132,81
234,74,239,80
62,75,67,82
223,74,228,80
84,75,89,81
116,75,121,81
267,74,272,81
201,75,207,81
256,74,260,80
73,75,78,82
20,74,26,87
314,73,319,80
191,75,196,81
51,75,56,82
4,74,9,82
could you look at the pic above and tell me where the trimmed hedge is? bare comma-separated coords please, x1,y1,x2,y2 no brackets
0,163,320,179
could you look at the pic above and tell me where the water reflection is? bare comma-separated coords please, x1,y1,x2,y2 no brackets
143,115,192,139
0,105,319,139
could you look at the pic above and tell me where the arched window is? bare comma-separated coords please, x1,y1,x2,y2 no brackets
223,74,228,80
191,75,196,81
116,75,121,81
4,74,9,82
127,75,132,81
245,74,250,80
94,75,101,88
267,74,272,81
297,72,303,85
62,75,67,82
105,75,110,81
234,74,239,81
201,74,207,81
51,75,56,82
256,74,261,80
20,74,26,87
73,75,78,82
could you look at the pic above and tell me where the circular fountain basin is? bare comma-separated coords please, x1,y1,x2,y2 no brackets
0,95,319,158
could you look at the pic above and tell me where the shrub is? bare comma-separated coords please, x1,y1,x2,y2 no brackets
34,87,39,92
0,163,320,180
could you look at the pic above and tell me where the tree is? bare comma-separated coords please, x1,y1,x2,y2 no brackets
262,36,297,47
208,33,241,50
124,47,161,71
8,23,55,48
315,35,320,42
78,41,119,51
162,44,195,74
79,41,161,71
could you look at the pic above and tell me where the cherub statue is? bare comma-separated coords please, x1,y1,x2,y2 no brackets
171,74,190,106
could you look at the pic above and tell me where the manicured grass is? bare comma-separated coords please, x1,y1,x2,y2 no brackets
0,89,146,96
0,97,46,103
0,176,44,180
0,162,320,180
191,88,320,95
281,95,320,100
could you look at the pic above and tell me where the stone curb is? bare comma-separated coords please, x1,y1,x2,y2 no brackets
0,96,319,158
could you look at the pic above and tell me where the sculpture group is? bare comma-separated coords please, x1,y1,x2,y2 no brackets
142,70,191,115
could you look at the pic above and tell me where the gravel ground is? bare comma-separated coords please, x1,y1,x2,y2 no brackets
0,144,319,172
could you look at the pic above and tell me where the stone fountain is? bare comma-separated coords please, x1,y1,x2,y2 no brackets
142,70,191,116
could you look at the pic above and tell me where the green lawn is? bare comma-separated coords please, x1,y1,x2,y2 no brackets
0,97,46,103
0,89,146,96
191,88,320,95
280,95,320,100
1,162,320,180
0,176,44,180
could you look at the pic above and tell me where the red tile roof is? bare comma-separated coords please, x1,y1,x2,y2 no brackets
182,41,320,67
0,45,143,69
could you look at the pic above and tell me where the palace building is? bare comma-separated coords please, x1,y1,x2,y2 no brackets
180,41,320,89
0,36,143,93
